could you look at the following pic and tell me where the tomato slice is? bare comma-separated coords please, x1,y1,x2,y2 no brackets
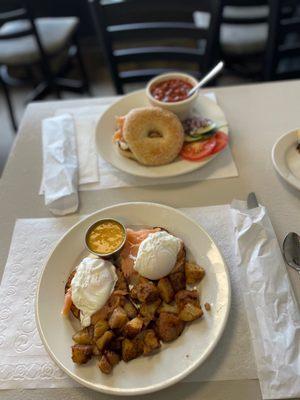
180,136,217,161
211,131,228,154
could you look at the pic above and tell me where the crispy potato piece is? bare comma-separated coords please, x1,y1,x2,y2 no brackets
157,277,174,303
172,243,186,273
122,338,139,362
115,269,128,291
98,354,112,374
105,349,120,366
135,281,159,303
96,330,114,352
158,302,178,315
140,299,161,320
185,262,205,285
72,327,93,345
93,344,100,356
94,320,109,339
175,290,199,310
91,293,126,324
108,306,128,329
169,271,186,293
123,299,138,319
156,312,185,342
123,317,144,338
143,329,161,355
178,303,203,321
71,344,93,364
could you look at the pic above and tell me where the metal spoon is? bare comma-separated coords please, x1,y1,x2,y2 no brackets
283,232,300,272
188,61,224,97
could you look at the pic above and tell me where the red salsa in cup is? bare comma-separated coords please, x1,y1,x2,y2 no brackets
150,78,194,103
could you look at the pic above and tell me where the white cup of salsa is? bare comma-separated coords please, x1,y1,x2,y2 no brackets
146,72,198,120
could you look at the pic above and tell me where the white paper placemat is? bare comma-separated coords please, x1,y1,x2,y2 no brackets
0,205,256,389
40,94,238,193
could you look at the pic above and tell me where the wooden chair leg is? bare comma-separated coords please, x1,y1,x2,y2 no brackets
0,76,17,132
73,34,91,95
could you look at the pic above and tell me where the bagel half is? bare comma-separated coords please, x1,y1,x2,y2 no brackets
114,107,184,166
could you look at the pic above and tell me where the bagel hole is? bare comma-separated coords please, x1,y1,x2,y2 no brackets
148,131,162,138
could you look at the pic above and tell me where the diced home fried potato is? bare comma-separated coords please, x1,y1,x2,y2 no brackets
157,277,174,303
135,281,159,303
123,317,144,338
122,338,139,362
115,269,128,291
172,244,186,273
71,344,93,364
96,330,114,352
105,350,120,366
123,299,138,319
140,299,161,320
72,327,93,345
175,290,199,310
94,320,109,339
108,306,128,329
98,354,112,374
185,262,205,285
158,302,178,315
178,303,203,321
93,344,100,356
169,271,186,293
156,312,185,342
143,329,161,355
91,293,126,324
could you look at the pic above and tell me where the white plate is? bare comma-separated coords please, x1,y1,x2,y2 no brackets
272,128,300,190
36,202,231,396
96,90,228,178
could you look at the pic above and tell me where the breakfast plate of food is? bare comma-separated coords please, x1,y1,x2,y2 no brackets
272,128,300,191
36,202,230,395
96,72,229,179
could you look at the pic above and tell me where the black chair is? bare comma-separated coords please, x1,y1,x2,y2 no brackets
88,0,222,94
0,1,90,131
194,0,269,79
264,0,300,80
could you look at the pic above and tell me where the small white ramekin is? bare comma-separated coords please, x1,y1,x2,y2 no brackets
146,72,198,120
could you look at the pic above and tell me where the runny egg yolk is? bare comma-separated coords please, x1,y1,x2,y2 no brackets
87,220,124,254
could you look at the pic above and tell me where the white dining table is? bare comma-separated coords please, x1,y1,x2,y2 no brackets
1,80,300,400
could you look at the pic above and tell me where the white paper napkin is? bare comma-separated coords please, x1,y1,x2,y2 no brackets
40,93,238,194
0,205,257,390
41,114,79,215
230,200,300,400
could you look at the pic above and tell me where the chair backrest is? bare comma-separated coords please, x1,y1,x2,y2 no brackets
89,0,222,94
0,1,48,64
264,0,300,80
221,1,269,24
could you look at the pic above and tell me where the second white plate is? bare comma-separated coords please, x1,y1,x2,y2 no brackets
272,128,300,190
96,90,228,178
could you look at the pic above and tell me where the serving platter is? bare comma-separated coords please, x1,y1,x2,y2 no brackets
36,202,231,396
96,90,229,179
272,129,300,191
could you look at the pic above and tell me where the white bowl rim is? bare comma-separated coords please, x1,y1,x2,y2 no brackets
35,201,231,396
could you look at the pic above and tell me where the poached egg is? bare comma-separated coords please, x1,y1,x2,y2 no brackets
71,257,117,327
134,231,181,280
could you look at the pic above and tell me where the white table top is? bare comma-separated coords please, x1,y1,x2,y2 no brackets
1,80,300,400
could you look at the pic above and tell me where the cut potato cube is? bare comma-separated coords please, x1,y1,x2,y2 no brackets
143,329,161,355
185,262,205,284
108,306,128,329
140,299,161,320
98,354,112,374
123,317,144,338
71,344,93,364
96,330,114,352
169,271,186,293
94,320,109,339
135,281,159,303
178,303,203,321
72,327,93,345
175,289,200,310
123,299,138,319
158,302,178,315
157,277,174,303
105,349,120,366
122,338,139,362
156,312,185,343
